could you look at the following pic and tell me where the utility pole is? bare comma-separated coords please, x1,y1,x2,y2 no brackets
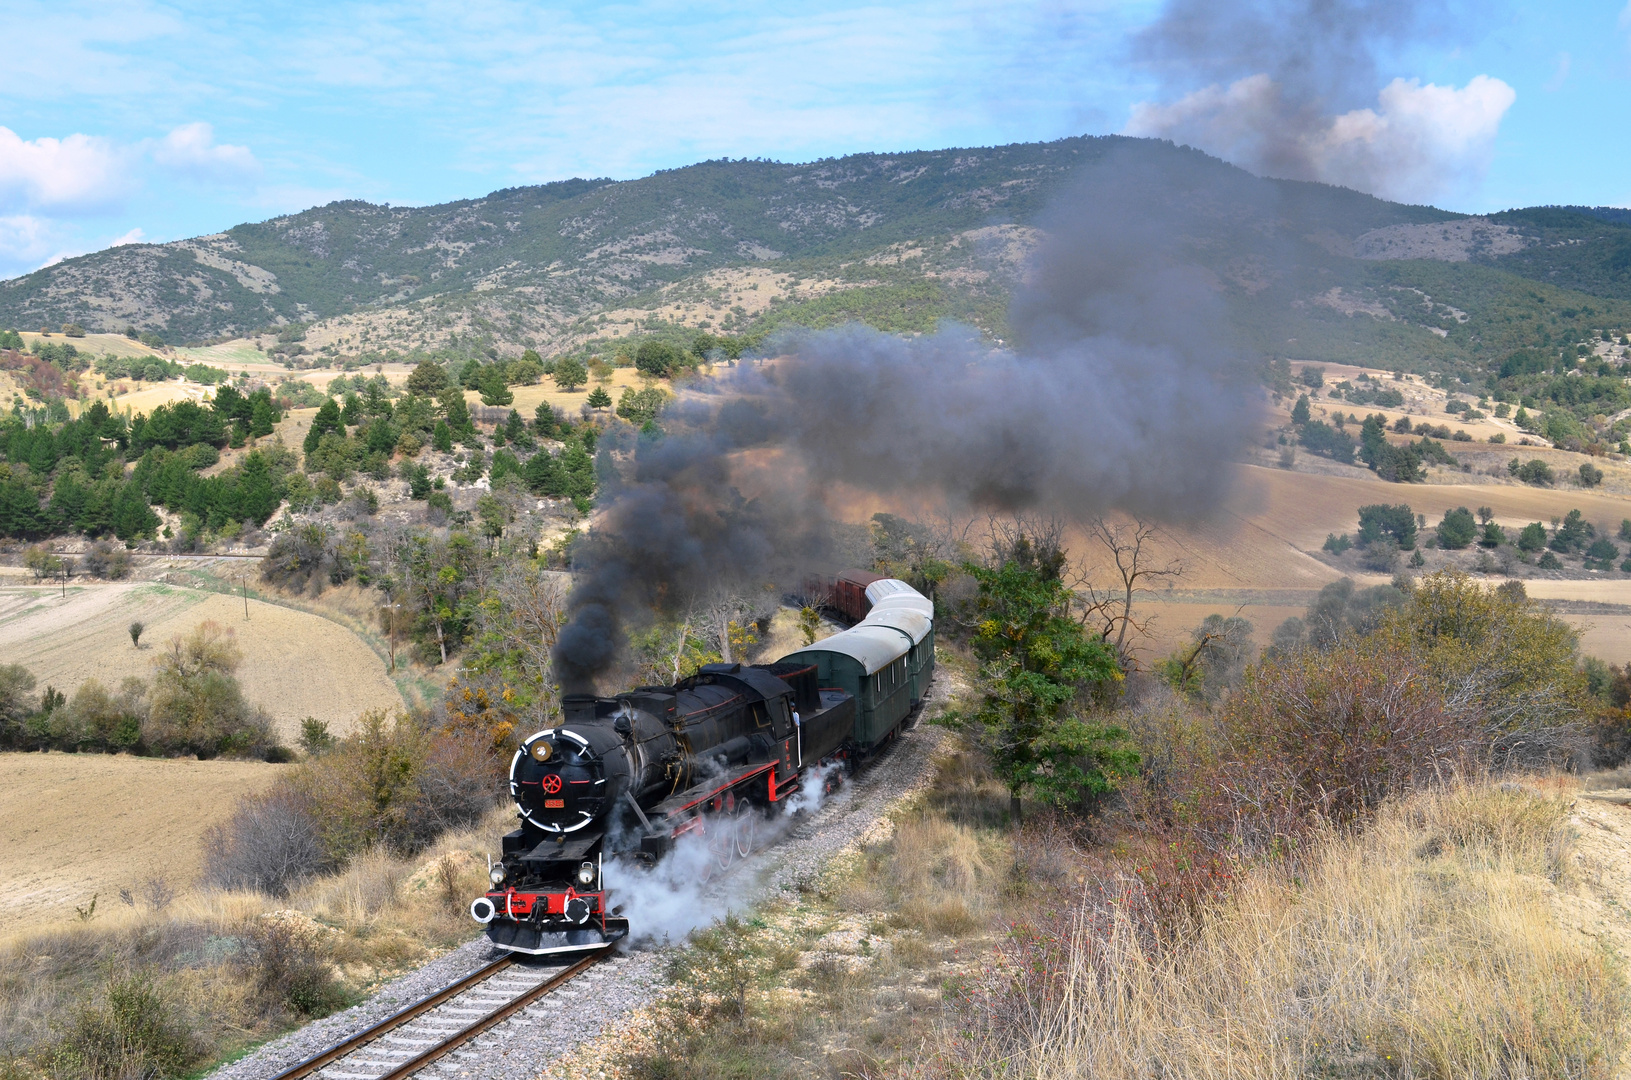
385,596,399,673
242,573,249,620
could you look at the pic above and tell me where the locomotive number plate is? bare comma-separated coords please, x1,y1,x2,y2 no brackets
545,799,565,808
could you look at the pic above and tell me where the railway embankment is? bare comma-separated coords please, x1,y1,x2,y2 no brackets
196,672,958,1080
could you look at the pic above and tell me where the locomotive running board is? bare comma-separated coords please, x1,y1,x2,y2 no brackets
649,761,776,822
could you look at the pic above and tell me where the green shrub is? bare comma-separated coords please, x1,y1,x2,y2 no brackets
1435,506,1477,550
634,341,684,378
51,974,201,1080
1509,458,1554,486
240,920,351,1019
144,622,277,758
1357,504,1417,549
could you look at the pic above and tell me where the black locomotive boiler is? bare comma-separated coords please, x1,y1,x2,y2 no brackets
471,573,934,956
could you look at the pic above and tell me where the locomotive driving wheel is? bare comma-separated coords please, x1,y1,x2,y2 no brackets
708,810,736,872
734,800,756,858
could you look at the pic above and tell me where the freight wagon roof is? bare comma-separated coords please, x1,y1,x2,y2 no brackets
838,568,887,588
785,624,909,674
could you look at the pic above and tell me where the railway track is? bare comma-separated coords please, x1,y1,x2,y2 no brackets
268,949,608,1080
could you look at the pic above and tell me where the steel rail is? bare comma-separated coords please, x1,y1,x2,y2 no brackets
372,950,607,1080
266,956,516,1080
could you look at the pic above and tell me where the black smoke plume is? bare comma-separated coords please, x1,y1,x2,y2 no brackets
552,155,1259,692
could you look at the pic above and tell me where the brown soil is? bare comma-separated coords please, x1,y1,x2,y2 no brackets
0,750,284,932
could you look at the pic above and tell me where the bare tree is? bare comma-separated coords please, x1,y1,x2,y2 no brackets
1075,516,1183,670
697,588,763,665
471,562,571,719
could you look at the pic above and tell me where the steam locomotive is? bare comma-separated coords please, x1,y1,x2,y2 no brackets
469,570,934,955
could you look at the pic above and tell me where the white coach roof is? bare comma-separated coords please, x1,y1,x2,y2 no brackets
791,624,910,674
863,608,932,646
787,578,932,674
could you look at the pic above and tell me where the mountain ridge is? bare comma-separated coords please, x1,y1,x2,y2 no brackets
0,136,1446,344
5,135,1631,382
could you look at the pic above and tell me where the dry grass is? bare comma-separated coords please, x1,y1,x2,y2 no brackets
606,744,1004,1080
930,781,1626,1080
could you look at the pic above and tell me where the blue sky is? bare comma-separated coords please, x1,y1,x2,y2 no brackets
1,0,1628,279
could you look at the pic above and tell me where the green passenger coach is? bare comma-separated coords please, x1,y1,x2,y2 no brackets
779,575,935,755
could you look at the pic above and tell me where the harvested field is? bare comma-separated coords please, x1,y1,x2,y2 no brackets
1056,464,1631,591
0,583,404,742
0,750,284,931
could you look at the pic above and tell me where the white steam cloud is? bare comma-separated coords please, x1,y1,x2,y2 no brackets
1127,73,1514,204
604,765,844,946
1124,0,1514,204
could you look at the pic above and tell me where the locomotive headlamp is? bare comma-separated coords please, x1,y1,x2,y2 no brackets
489,864,506,886
529,740,553,763
576,861,596,887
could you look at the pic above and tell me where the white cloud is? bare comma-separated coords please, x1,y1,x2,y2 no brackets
0,214,60,264
151,122,261,184
109,227,146,246
0,127,131,212
1126,74,1516,205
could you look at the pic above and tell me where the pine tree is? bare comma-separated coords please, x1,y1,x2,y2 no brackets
438,388,474,435
562,442,595,498
534,402,558,437
249,396,276,438
478,366,514,407
1291,394,1311,425
587,385,612,410
303,399,343,453
523,449,562,496
340,393,363,427
432,420,453,453
237,451,278,523
505,410,525,441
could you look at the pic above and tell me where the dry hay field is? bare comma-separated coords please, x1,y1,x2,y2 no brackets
0,751,284,932
1110,463,1631,663
16,331,157,359
0,583,404,742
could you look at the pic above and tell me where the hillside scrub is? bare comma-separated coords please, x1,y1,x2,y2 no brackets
935,781,1625,1079
205,707,505,894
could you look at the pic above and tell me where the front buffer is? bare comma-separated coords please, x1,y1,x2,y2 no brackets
473,889,628,955
472,826,629,957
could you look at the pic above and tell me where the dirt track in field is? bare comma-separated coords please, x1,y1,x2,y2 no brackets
0,582,405,741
